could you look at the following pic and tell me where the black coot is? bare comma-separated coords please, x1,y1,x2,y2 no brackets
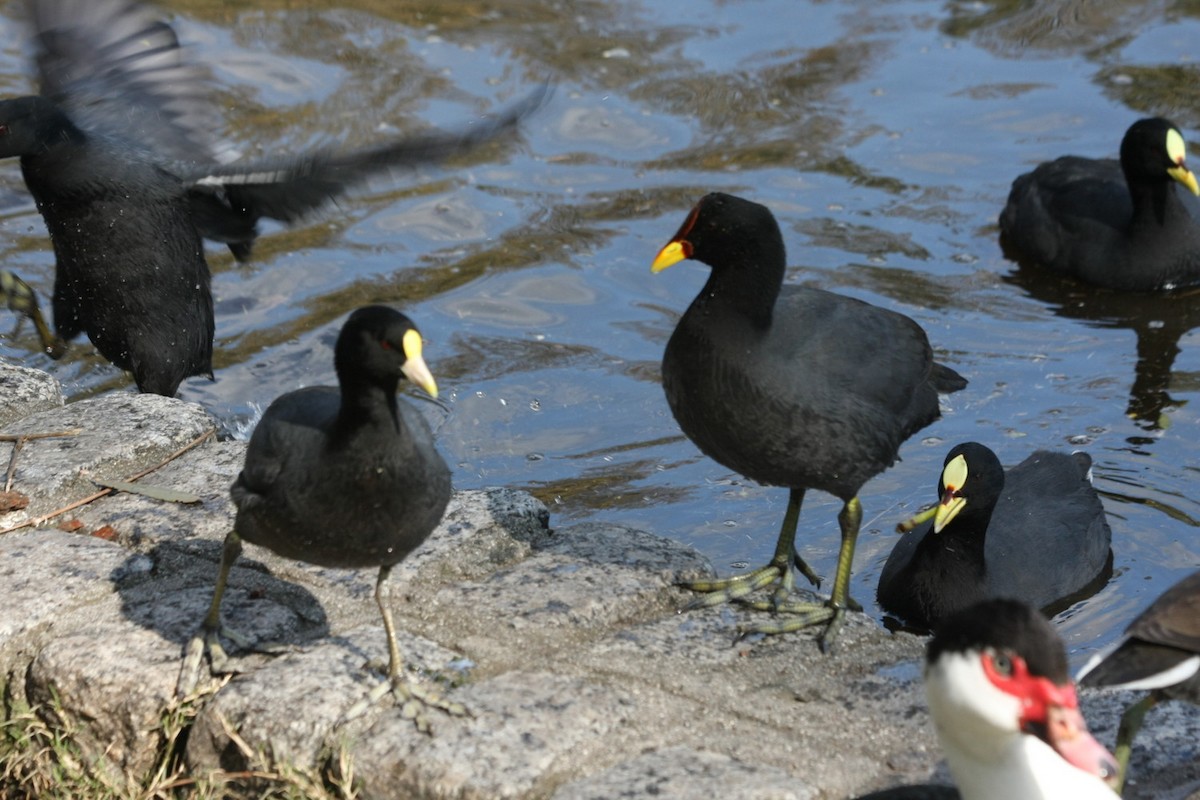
999,118,1200,291
177,305,460,732
0,0,544,395
877,442,1112,631
651,192,967,648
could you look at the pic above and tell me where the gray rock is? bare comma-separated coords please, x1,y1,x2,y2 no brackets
0,360,63,427
65,439,243,550
0,393,216,524
0,528,134,648
351,671,634,800
1,373,1199,800
27,618,181,779
186,626,466,773
395,487,553,585
406,522,712,669
1081,690,1200,800
552,746,813,800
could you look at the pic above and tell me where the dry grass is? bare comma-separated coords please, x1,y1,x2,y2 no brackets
0,688,358,800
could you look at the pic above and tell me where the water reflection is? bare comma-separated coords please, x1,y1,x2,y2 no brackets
1004,265,1200,432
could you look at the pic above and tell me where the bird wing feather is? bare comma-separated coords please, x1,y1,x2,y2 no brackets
28,0,218,164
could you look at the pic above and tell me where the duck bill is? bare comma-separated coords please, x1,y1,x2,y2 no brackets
1041,703,1122,790
651,240,690,273
1168,164,1200,196
932,490,966,533
400,329,439,399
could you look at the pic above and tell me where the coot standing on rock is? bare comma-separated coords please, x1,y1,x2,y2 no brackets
856,600,1120,799
0,0,545,395
177,306,460,732
877,442,1112,631
651,192,967,648
999,117,1200,290
1078,569,1200,791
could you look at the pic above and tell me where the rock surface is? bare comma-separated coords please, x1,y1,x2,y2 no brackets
0,360,1197,799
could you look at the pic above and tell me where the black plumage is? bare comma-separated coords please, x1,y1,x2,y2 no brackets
1,0,544,395
877,442,1112,631
999,117,1200,291
651,192,966,647
178,305,461,732
854,788,960,800
231,308,451,570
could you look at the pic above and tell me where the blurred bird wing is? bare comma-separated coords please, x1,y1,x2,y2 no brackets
29,0,219,164
182,84,552,226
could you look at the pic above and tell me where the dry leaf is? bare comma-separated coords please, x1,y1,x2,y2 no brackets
0,490,30,513
91,525,118,541
91,477,201,504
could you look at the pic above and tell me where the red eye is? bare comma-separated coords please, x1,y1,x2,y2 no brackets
380,340,392,350
0,124,8,136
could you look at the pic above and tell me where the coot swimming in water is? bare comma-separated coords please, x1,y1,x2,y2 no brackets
999,118,1200,291
877,442,1112,631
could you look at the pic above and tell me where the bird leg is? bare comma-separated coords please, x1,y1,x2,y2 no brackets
1112,691,1159,792
678,488,822,609
176,531,275,697
1,269,68,359
339,564,469,733
739,496,866,652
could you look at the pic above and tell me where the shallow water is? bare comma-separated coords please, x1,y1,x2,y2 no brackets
0,0,1198,664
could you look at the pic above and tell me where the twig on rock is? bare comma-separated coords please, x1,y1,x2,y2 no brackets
2,429,83,492
0,427,216,535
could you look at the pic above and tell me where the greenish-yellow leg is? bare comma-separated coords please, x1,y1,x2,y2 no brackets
1,269,68,358
678,488,821,608
176,531,264,697
736,496,865,651
1113,692,1158,793
339,564,469,733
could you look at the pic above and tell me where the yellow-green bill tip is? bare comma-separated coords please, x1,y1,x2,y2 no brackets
651,241,688,273
1171,165,1200,196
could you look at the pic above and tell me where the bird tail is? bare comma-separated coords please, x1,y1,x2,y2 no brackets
931,362,968,394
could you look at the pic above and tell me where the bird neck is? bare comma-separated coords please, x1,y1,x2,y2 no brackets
334,379,402,439
894,521,988,626
1126,171,1186,230
697,244,785,330
9,95,84,155
943,732,1115,800
917,513,990,574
